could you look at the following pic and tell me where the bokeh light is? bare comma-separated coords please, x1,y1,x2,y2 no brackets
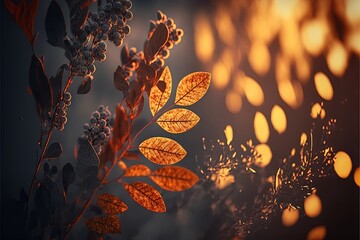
334,151,353,179
281,206,299,227
271,105,287,134
304,193,322,218
254,144,272,167
307,225,327,240
314,72,334,101
354,167,360,187
254,111,270,143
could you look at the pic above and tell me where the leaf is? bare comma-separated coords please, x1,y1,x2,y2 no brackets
45,0,66,48
29,54,53,121
114,66,129,93
75,138,100,178
85,215,121,234
77,75,93,94
110,105,130,152
50,65,67,107
120,44,130,65
139,137,187,165
5,0,39,44
175,72,211,106
145,23,169,62
97,193,128,214
62,162,75,194
67,1,89,36
124,164,151,177
150,166,199,191
124,182,166,212
149,66,172,116
157,108,200,134
44,142,63,159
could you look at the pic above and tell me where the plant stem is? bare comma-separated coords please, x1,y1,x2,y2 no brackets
27,73,73,201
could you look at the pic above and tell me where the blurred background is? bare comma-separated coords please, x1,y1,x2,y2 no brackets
1,0,359,239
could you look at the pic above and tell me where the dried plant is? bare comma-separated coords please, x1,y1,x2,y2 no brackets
5,0,210,239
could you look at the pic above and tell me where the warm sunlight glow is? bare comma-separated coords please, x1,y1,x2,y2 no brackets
212,61,231,89
211,168,235,190
334,151,352,179
300,132,307,146
307,226,327,240
354,167,360,187
301,18,328,56
314,72,334,101
254,111,270,143
215,7,236,46
345,0,360,24
271,105,287,134
326,40,348,77
248,41,271,76
282,206,299,227
311,103,326,119
226,90,242,113
347,29,360,55
304,193,322,218
224,125,233,145
254,144,272,167
233,71,246,95
244,77,264,107
194,12,215,63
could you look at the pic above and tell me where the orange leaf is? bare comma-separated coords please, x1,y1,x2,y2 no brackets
5,0,39,44
150,166,199,191
124,164,151,177
175,72,211,106
124,182,166,212
149,66,172,116
157,108,200,134
85,215,121,234
97,193,128,214
139,137,187,165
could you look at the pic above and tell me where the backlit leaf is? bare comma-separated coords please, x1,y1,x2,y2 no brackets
139,137,187,165
157,108,200,134
175,72,211,106
45,0,66,48
5,0,39,44
110,104,130,152
145,23,169,62
150,166,199,191
97,193,128,214
85,215,121,234
77,75,93,94
124,164,151,177
149,66,172,116
44,142,63,159
124,182,166,212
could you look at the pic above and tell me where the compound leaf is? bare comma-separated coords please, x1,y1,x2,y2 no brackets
97,193,128,214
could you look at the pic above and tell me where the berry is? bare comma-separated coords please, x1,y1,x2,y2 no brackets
103,127,110,134
124,0,132,9
90,117,97,124
124,11,133,20
99,119,106,127
93,111,100,119
60,116,67,124
98,105,105,112
101,34,109,41
99,41,107,50
114,2,122,9
93,126,100,133
83,123,90,130
64,92,72,101
88,64,96,74
123,25,131,34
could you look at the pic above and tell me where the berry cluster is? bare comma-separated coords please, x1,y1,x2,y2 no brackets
149,10,184,69
83,105,114,154
67,0,133,77
54,92,72,131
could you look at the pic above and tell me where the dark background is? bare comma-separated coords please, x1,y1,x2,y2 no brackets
1,0,359,239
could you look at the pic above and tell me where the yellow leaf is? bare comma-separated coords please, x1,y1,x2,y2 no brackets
124,164,151,177
124,182,166,212
97,193,128,214
85,215,121,234
175,72,211,106
157,108,200,134
149,67,172,116
150,166,199,191
139,137,187,165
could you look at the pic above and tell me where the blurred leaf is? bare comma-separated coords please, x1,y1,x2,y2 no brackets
45,0,66,48
44,142,63,160
76,138,100,178
124,182,166,212
97,193,128,214
157,108,200,134
144,23,169,62
85,215,121,234
5,0,39,44
150,166,199,191
120,44,130,65
62,162,75,194
175,72,211,106
124,164,151,177
77,75,93,94
149,66,172,116
114,66,129,94
29,54,53,122
139,137,187,165
110,105,130,153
